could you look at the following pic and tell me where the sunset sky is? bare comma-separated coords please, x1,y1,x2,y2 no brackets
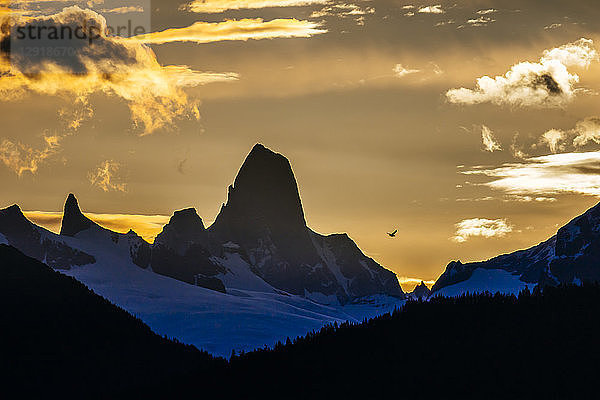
2,0,600,290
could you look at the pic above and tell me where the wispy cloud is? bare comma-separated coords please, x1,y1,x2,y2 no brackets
466,16,495,26
452,218,513,243
182,0,328,13
540,129,565,153
463,151,600,197
435,19,454,26
24,210,169,243
418,5,444,14
481,125,501,152
446,38,598,107
544,23,562,30
393,63,420,78
310,3,375,23
476,9,497,15
99,6,144,14
131,18,327,45
88,160,127,192
0,135,62,176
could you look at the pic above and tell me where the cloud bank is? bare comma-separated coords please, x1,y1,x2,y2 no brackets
446,38,598,107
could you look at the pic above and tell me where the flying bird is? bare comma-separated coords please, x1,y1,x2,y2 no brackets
388,229,398,237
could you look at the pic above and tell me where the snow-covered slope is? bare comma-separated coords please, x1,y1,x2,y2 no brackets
0,198,404,357
432,201,600,297
0,143,408,355
61,193,151,270
433,269,536,298
0,204,96,270
211,251,276,292
57,231,402,356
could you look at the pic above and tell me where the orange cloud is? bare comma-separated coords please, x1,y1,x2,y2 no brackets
0,6,238,135
183,0,328,13
131,18,327,45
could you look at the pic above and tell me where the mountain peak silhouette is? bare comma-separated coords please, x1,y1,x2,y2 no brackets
60,193,96,237
170,208,205,230
155,208,208,250
208,144,404,302
213,143,306,230
0,204,29,230
1,204,24,217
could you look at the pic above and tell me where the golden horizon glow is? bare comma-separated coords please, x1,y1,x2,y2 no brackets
24,211,170,243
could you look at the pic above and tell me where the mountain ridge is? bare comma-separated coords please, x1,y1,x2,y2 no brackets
432,201,600,296
0,143,404,304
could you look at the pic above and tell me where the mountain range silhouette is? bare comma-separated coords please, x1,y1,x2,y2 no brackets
0,143,404,303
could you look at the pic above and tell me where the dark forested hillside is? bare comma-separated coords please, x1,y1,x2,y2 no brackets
3,241,600,399
0,245,224,398
226,285,600,399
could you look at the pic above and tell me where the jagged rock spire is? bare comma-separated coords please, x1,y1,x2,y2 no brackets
213,143,307,231
60,194,96,237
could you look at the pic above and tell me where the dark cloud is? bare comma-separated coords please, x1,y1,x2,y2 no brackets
533,73,561,95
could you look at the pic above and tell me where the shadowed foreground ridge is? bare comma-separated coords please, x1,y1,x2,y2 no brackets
0,244,223,398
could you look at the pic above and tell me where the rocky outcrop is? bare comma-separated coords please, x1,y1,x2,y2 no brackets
0,204,95,269
59,194,151,269
408,281,431,300
151,208,225,289
60,193,98,236
208,144,404,303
